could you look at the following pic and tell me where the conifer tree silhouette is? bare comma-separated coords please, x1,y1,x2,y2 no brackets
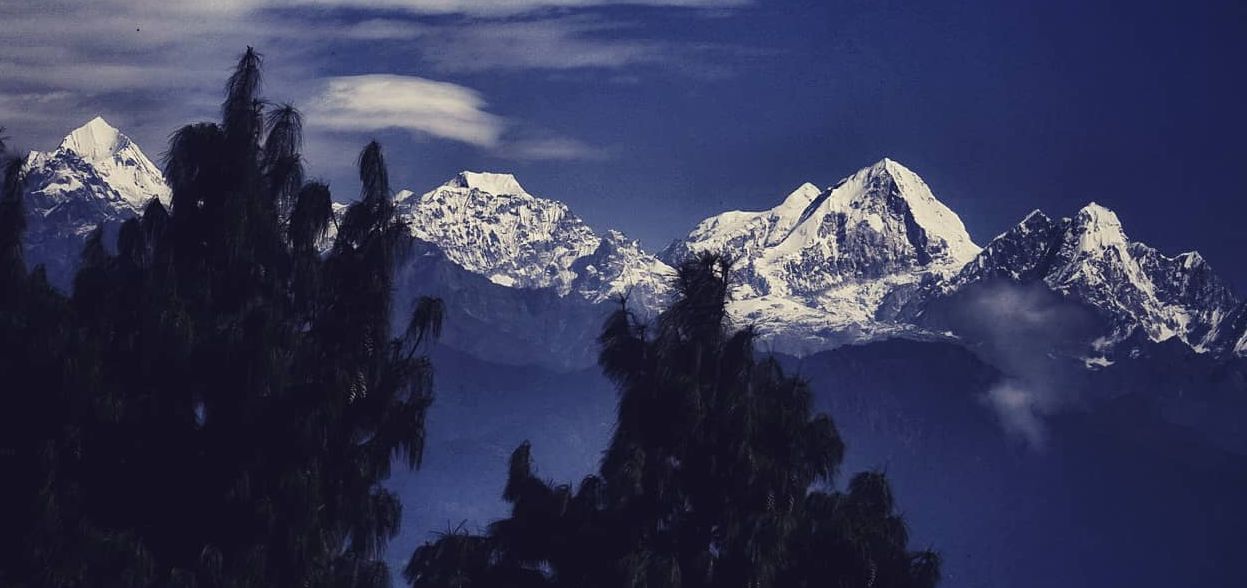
405,253,940,588
0,48,439,587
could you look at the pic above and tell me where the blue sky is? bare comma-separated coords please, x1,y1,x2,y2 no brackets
3,0,1246,286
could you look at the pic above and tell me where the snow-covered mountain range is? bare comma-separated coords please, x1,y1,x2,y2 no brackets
15,118,1247,362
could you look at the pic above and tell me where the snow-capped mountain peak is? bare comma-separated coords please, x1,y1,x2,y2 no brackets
1069,202,1129,253
678,158,980,285
446,171,527,196
666,159,982,352
398,172,672,304
945,201,1239,352
61,116,126,162
27,117,170,212
772,181,823,220
799,157,981,266
19,117,171,288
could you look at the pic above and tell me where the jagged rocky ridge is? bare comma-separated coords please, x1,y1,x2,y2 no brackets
17,119,1247,361
395,171,674,311
663,158,981,352
927,205,1239,354
664,160,1242,358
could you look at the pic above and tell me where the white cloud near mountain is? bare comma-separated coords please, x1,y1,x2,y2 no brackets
0,0,749,165
306,75,604,160
309,75,505,148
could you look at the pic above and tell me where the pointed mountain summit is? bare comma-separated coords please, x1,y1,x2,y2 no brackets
1067,202,1128,252
672,158,979,291
26,117,170,211
20,117,171,289
666,158,981,352
61,116,126,162
945,202,1238,351
763,156,977,286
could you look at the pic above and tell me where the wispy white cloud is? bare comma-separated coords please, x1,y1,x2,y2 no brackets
385,17,664,72
306,75,606,161
0,0,749,163
308,75,505,147
938,281,1106,450
341,19,427,41
507,136,608,161
286,0,749,17
0,1,283,140
983,379,1053,448
334,15,765,75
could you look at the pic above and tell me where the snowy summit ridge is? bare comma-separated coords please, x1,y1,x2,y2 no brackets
944,201,1239,351
62,116,126,162
446,171,528,196
664,157,982,351
16,118,1247,359
19,117,170,288
397,171,673,307
27,116,171,211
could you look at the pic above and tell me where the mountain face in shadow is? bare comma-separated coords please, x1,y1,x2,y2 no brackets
383,345,616,573
791,339,1247,588
391,338,1247,588
391,241,609,371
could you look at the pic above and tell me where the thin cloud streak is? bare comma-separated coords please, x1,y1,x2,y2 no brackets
287,0,749,17
385,17,664,72
1,0,749,165
507,136,609,161
0,0,286,151
334,15,767,75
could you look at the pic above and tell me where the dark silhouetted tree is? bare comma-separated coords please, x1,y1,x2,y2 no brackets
0,49,439,588
405,254,939,588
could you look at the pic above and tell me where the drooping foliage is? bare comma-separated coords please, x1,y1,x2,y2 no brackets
0,48,439,587
405,253,940,588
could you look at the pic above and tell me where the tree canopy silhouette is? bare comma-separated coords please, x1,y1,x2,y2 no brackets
404,253,940,588
0,48,440,588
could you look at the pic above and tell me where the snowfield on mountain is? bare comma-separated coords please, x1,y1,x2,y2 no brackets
19,118,1246,360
